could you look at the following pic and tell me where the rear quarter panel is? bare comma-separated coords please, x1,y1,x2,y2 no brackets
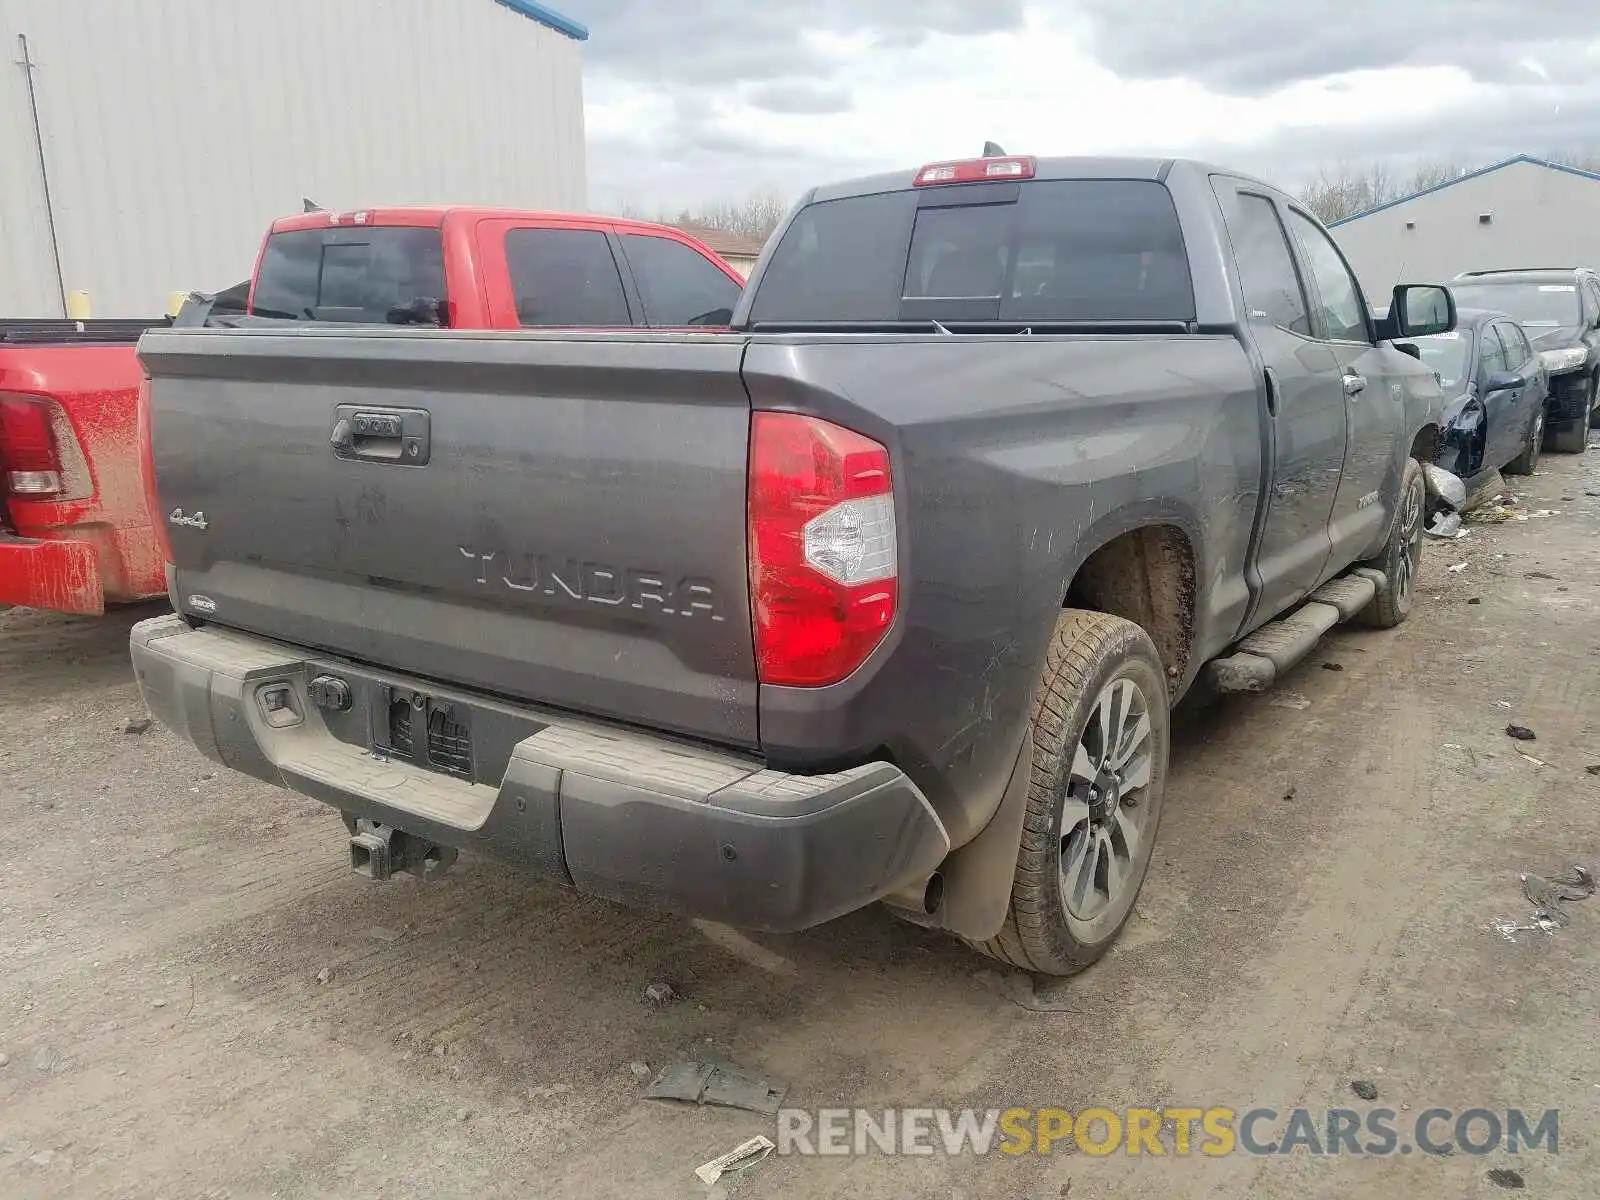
744,333,1261,846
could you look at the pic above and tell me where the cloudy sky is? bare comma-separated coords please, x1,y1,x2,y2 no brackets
559,0,1600,211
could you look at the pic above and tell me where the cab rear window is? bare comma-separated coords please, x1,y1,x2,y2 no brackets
750,179,1194,325
252,227,446,321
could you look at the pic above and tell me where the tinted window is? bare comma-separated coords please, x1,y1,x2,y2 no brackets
1220,192,1310,335
1449,281,1580,328
1407,330,1470,390
253,227,445,322
505,229,632,326
1286,211,1367,341
621,234,741,326
751,180,1194,324
1478,323,1509,383
1497,322,1528,369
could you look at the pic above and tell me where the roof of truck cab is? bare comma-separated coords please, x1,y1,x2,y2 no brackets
267,208,725,241
804,156,1277,204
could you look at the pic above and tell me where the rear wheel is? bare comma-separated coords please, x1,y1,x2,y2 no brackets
970,610,1169,977
1505,406,1544,475
1364,458,1424,629
1550,374,1594,452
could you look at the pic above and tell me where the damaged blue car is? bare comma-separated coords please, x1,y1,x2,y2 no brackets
1402,309,1549,486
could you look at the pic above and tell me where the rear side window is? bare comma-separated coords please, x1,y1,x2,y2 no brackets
253,227,446,321
1220,193,1310,336
505,229,632,326
621,234,741,326
1497,322,1529,369
750,180,1194,324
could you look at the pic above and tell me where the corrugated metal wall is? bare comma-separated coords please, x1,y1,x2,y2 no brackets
0,0,586,316
1333,161,1600,298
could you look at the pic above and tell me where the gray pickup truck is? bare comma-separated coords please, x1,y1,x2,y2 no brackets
131,156,1455,976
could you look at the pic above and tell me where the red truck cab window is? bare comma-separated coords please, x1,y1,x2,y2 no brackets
252,226,446,322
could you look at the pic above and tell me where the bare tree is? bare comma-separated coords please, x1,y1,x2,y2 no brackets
607,192,791,240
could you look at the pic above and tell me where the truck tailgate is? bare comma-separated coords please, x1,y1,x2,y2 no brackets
138,329,758,745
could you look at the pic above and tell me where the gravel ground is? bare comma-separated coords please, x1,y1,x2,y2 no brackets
2,447,1598,1199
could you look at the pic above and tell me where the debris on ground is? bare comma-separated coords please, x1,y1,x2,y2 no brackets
1269,693,1310,711
974,969,1088,1013
149,998,167,1009
1526,571,1557,581
456,1108,473,1123
121,717,152,735
1467,597,1481,605
1350,1080,1379,1101
628,1061,653,1080
641,981,679,1008
694,1135,776,1187
1425,509,1465,539
1447,562,1469,573
1487,1166,1526,1189
642,1061,788,1116
1521,867,1596,928
1321,663,1343,672
1518,753,1547,768
1495,700,1513,709
1586,765,1600,776
314,967,334,985
1505,725,1537,742
1283,786,1298,802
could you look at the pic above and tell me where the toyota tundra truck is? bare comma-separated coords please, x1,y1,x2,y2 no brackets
130,156,1455,976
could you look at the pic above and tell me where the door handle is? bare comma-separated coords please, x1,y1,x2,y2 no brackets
330,406,431,465
1343,372,1367,398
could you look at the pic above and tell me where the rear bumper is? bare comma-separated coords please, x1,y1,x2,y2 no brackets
129,615,950,931
0,534,102,614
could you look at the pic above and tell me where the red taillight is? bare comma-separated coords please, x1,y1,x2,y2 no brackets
914,156,1036,187
0,392,67,497
137,378,174,564
748,412,898,687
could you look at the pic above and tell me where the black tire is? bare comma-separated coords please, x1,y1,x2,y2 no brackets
1504,406,1545,475
1363,458,1424,629
1549,418,1588,454
1589,372,1600,429
970,610,1170,977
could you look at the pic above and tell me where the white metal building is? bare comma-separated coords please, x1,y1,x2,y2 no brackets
0,0,588,316
1331,155,1600,299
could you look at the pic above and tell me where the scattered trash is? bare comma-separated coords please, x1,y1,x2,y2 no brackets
149,998,167,1009
1447,562,1468,573
314,967,334,985
1269,692,1311,711
1493,917,1556,942
1586,765,1600,776
1467,597,1481,605
628,1061,653,1080
642,1061,788,1116
1526,571,1557,581
694,1135,776,1187
642,981,679,1008
1494,700,1513,709
1424,509,1464,539
1521,867,1595,928
1466,504,1518,524
1283,786,1297,802
1505,725,1537,742
1518,753,1547,768
121,717,152,735
1321,662,1343,672
1487,1167,1526,1189
1351,1080,1379,1101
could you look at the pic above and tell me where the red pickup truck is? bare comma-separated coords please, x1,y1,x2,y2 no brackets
1,209,744,615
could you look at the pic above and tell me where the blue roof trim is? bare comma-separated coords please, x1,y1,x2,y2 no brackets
1331,154,1600,227
492,0,589,41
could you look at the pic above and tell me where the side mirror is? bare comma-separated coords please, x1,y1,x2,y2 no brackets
1382,284,1456,339
1483,369,1522,393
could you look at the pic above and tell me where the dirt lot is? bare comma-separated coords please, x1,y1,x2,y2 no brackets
3,448,1599,1200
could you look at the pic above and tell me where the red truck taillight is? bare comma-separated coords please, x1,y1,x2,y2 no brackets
0,392,68,497
748,412,898,687
136,378,174,564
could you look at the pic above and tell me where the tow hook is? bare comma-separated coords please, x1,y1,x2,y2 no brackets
349,818,459,882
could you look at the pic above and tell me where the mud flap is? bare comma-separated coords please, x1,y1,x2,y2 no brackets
920,730,1033,941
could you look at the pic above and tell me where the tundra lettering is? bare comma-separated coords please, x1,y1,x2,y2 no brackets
459,545,724,620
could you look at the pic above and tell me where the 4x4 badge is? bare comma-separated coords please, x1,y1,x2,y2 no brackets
168,508,208,530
